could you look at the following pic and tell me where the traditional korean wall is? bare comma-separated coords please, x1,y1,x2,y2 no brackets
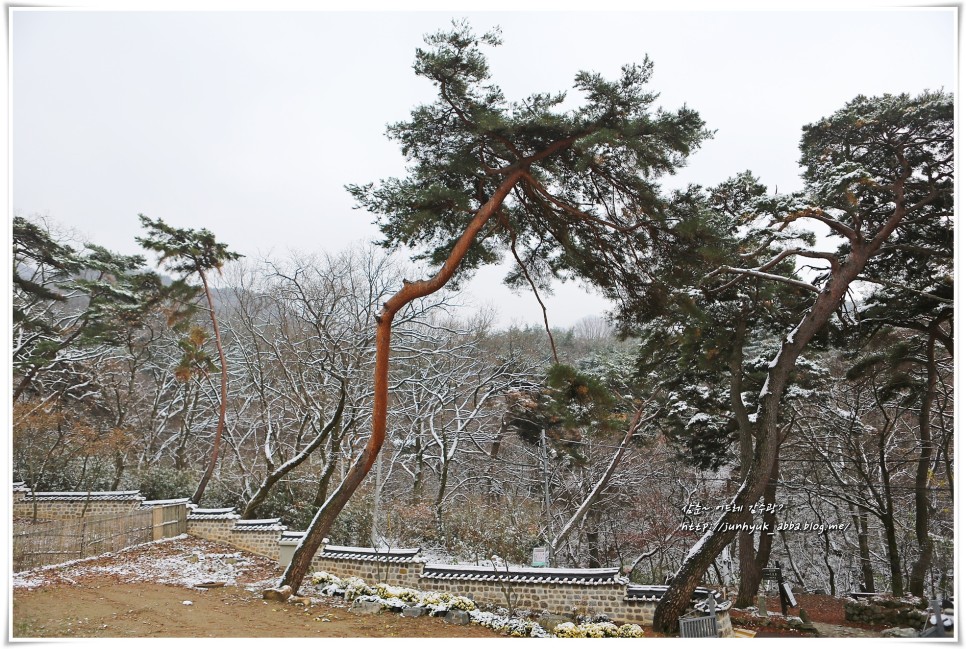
9,485,732,636
306,554,733,636
310,554,423,589
186,509,241,545
230,522,287,560
186,509,287,560
417,573,628,617
12,490,145,520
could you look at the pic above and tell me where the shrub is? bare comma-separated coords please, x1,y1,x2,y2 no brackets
133,466,195,501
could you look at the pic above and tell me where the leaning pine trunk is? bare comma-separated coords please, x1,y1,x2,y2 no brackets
652,229,898,632
271,170,527,596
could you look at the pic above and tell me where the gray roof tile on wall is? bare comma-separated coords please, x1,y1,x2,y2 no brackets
20,491,144,502
421,564,623,585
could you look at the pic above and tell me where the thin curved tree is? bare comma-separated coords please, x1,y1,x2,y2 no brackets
136,215,242,504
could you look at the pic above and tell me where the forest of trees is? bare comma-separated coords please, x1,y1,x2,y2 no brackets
12,23,953,633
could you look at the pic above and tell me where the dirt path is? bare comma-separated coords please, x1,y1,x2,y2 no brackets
14,578,504,638
12,536,504,639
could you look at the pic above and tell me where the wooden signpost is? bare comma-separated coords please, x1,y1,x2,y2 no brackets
762,562,796,615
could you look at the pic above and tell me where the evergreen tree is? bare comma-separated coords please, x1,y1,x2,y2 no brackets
13,216,188,402
273,20,709,595
651,90,952,632
136,215,242,504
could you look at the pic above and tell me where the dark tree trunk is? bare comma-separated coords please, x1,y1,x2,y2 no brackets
174,385,195,471
110,451,125,491
483,417,507,505
736,452,779,606
434,448,450,540
735,514,756,606
878,417,904,597
729,316,764,609
908,330,937,597
313,459,336,509
851,507,875,592
587,530,601,569
779,529,807,588
586,507,602,568
653,232,900,633
411,435,424,505
821,529,836,597
881,513,904,597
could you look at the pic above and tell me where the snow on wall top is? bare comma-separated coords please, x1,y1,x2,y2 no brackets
19,490,145,502
421,563,623,585
625,583,729,608
186,507,239,520
140,498,191,507
233,518,286,531
317,545,422,562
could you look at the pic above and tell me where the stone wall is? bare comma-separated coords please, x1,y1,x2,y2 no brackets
311,554,423,589
414,573,731,636
10,486,731,636
230,520,287,560
185,509,287,561
305,553,734,637
12,490,145,520
220,516,736,637
844,596,929,628
186,508,240,545
417,573,628,617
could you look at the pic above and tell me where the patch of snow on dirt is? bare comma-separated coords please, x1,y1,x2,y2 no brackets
13,534,280,592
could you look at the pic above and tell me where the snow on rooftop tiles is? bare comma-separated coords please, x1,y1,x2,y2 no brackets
421,563,622,584
22,491,144,501
234,518,286,531
318,545,422,562
186,507,239,520
140,498,191,507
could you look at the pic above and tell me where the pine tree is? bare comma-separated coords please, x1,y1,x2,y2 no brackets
651,90,953,633
272,19,709,595
13,216,189,402
136,215,242,504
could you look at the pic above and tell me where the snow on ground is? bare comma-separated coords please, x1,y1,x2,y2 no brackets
12,534,281,592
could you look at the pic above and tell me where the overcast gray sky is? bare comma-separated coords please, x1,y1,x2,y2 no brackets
10,6,956,328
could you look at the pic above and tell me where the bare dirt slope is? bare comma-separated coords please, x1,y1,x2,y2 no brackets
12,535,502,639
